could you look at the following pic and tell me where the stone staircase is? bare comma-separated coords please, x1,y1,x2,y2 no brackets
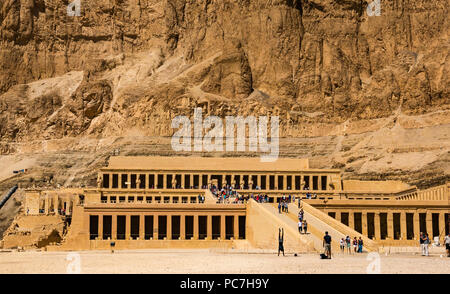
288,201,379,252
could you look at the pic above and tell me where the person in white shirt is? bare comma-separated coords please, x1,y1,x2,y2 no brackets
298,220,303,234
445,233,450,257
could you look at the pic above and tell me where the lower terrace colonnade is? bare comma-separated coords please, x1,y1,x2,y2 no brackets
87,213,246,241
322,209,449,243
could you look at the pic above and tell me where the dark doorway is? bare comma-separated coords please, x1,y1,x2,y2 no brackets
261,176,267,189
295,176,301,190
199,216,207,239
130,216,139,240
172,216,180,240
321,176,327,190
328,212,336,219
419,213,427,234
212,216,220,239
149,174,155,188
112,174,118,188
341,212,349,226
185,216,194,239
354,213,362,234
393,213,401,240
406,213,414,240
158,216,167,240
157,174,164,188
103,174,110,188
103,215,112,240
432,213,439,239
225,216,234,240
239,216,246,239
269,176,275,190
304,176,310,189
367,213,375,239
312,176,318,190
380,213,387,240
145,216,153,240
139,174,146,189
89,215,98,240
117,215,126,240
278,175,283,190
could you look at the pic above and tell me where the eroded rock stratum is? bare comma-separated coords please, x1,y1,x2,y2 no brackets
0,1,448,189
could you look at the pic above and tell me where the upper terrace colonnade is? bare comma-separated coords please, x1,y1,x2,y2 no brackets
98,156,342,192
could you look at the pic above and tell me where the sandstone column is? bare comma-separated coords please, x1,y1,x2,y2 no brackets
207,215,212,240
180,215,186,240
167,215,172,240
374,213,380,241
362,212,368,237
400,212,407,240
387,212,394,239
112,214,117,240
413,212,420,240
336,211,341,223
318,176,322,191
98,214,103,240
234,215,239,240
163,174,167,189
154,214,159,240
125,214,130,240
155,174,159,189
426,212,433,238
275,174,278,190
439,212,446,244
193,215,199,240
220,215,226,240
349,212,355,230
139,214,145,240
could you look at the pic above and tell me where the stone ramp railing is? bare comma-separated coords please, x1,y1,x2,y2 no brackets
204,189,219,203
289,202,379,252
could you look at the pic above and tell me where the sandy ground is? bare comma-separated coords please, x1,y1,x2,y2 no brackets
0,249,448,274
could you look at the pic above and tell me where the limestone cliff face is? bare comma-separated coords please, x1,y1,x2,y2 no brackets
0,1,449,187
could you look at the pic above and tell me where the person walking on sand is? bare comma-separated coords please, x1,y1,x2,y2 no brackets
422,233,430,256
323,231,332,259
278,228,285,256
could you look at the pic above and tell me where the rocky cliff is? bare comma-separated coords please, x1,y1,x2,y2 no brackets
0,0,448,189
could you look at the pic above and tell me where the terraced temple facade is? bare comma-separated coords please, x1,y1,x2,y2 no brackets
12,156,450,251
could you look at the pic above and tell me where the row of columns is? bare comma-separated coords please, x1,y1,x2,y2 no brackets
40,194,73,215
91,213,243,241
102,172,330,191
334,211,448,241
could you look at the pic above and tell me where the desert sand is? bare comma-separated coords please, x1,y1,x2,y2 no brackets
0,249,448,274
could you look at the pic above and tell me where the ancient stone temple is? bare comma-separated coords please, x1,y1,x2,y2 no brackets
14,156,449,252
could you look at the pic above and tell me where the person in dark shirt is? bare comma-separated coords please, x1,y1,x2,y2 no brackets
278,228,285,256
323,231,332,259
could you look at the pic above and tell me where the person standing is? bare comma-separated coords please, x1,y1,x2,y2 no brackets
323,231,332,259
303,220,308,234
340,238,345,253
278,201,281,214
285,201,289,213
297,196,301,209
298,220,303,234
346,236,351,254
445,233,450,257
357,237,363,253
423,233,430,256
353,237,358,253
278,228,285,256
419,232,425,255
